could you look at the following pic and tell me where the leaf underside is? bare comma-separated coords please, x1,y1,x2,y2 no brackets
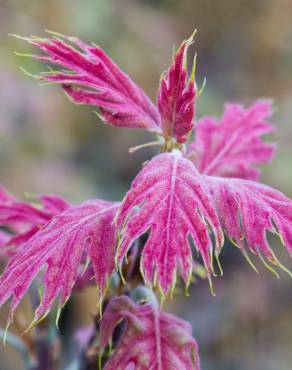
100,296,200,370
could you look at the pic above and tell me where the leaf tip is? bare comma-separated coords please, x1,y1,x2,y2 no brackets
208,274,216,297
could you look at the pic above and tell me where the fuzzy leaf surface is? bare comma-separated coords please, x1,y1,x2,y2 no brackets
190,100,276,180
0,187,65,226
157,35,196,143
0,199,119,323
0,186,69,255
116,151,223,295
206,176,292,272
100,296,200,370
21,32,161,131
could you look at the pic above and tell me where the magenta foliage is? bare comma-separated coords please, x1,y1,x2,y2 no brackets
189,100,276,180
0,186,68,226
74,263,96,290
116,147,292,292
22,32,161,132
100,296,200,370
0,186,69,255
206,176,292,269
157,34,196,143
116,150,223,295
0,199,119,324
3,30,292,369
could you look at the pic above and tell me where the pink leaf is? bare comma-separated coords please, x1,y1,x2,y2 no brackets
0,227,39,258
189,100,276,180
100,296,200,370
0,199,119,324
205,176,292,274
39,194,70,214
116,151,223,295
21,32,161,132
0,186,69,255
74,263,96,290
157,33,196,143
0,186,69,227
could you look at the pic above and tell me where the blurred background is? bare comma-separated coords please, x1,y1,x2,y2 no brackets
0,0,292,369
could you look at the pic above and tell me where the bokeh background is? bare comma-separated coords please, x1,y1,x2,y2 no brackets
1,0,292,369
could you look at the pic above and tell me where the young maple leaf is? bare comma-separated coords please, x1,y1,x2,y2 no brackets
205,176,292,274
0,186,67,225
157,32,196,144
100,295,200,370
15,31,202,146
116,150,224,295
189,100,276,180
15,32,161,132
11,31,292,299
116,147,292,295
0,199,119,325
0,186,69,256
